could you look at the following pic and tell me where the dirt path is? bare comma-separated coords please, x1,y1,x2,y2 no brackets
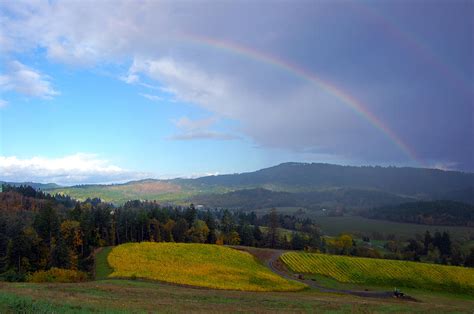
233,246,416,301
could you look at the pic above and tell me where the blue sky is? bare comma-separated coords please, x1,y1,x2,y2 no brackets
0,0,473,185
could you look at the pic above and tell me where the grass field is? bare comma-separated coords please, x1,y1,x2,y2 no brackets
107,242,305,291
95,247,113,280
2,279,474,313
314,216,474,241
281,252,474,295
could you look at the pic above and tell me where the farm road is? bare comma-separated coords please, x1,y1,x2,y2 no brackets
232,246,402,300
265,250,395,299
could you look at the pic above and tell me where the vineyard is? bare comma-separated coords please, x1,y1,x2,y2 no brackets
107,242,305,291
281,252,474,294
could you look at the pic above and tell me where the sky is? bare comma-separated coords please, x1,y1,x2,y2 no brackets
0,0,473,185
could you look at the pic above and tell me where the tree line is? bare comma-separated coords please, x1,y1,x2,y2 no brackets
0,185,324,281
0,184,472,282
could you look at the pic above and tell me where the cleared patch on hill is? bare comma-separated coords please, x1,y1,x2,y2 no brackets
281,252,474,295
107,242,305,291
49,180,185,204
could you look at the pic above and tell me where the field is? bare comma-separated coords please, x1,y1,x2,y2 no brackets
106,242,305,291
281,252,474,295
315,216,474,241
3,279,474,313
1,245,473,313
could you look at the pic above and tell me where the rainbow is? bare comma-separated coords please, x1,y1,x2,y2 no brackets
178,33,423,166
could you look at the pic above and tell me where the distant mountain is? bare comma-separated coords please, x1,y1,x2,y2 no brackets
21,162,472,207
1,181,61,191
192,162,474,198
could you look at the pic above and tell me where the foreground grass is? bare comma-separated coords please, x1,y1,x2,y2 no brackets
107,242,305,291
1,279,473,313
0,292,110,313
281,252,474,295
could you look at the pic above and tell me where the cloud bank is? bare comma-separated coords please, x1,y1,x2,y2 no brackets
0,154,147,185
0,60,58,98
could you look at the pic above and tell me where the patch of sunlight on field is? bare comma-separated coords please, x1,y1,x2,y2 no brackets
107,242,306,291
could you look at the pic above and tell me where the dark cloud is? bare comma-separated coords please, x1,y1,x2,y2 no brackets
1,0,472,170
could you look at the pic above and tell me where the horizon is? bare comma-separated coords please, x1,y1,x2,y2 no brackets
1,1,473,185
2,160,473,187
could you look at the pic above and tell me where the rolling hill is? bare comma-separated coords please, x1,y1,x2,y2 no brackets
40,163,474,209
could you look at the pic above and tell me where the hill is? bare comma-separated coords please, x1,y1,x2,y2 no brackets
0,181,61,191
190,187,413,210
36,162,474,208
105,242,305,291
365,200,474,227
192,163,474,197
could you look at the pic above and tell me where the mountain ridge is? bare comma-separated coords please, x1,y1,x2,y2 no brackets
3,162,474,206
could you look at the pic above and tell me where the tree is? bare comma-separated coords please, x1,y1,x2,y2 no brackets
226,231,241,245
239,224,255,247
34,206,60,246
187,220,209,243
60,220,83,269
423,231,432,254
162,219,175,242
291,232,306,250
204,210,217,244
439,232,452,256
173,218,188,243
268,208,279,248
220,210,234,235
253,225,263,246
464,248,474,267
184,204,197,226
148,218,161,242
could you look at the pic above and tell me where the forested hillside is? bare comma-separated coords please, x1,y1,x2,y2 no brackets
191,163,474,197
366,200,474,227
191,187,413,210
44,163,474,206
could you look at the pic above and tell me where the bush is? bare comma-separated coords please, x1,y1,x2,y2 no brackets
27,268,88,283
0,270,27,282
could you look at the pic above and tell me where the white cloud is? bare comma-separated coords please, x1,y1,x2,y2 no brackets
0,153,147,185
430,161,459,171
0,99,8,108
139,93,164,102
0,60,58,98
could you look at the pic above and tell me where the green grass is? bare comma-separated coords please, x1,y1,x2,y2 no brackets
0,292,113,313
95,247,113,280
106,242,305,291
1,279,473,313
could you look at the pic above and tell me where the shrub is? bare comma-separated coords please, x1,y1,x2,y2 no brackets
27,267,88,283
0,270,27,282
